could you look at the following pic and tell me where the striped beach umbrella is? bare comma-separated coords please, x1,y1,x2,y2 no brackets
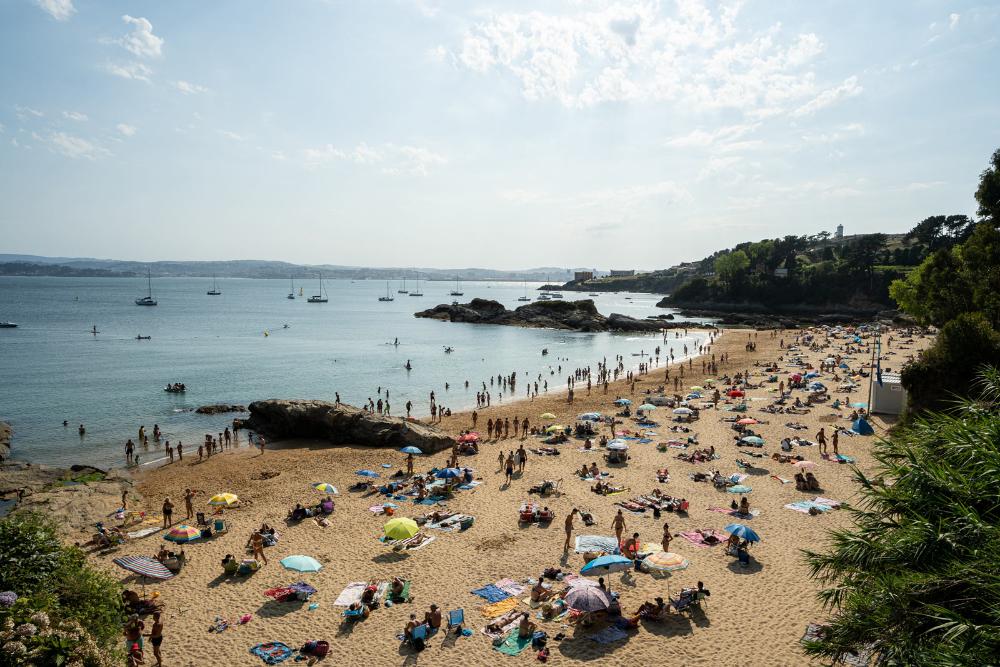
673,407,693,415
113,555,174,580
313,483,338,494
208,493,239,507
642,551,690,572
565,586,611,612
164,525,201,543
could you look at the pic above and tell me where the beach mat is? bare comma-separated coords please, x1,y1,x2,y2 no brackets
494,578,526,596
334,582,365,606
495,629,532,656
678,530,724,547
727,485,752,494
126,526,161,539
574,535,619,554
249,642,293,665
481,597,520,619
471,584,510,603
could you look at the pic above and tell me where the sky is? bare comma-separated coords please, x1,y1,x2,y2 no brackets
1,0,998,270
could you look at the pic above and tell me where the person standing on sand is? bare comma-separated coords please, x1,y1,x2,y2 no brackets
497,450,504,469
612,509,626,544
147,612,163,667
184,488,200,519
406,453,414,476
517,445,527,474
121,489,128,510
161,497,173,528
662,523,672,552
176,441,183,460
258,435,266,456
504,452,515,483
832,430,839,456
816,427,827,456
564,508,578,551
250,530,267,565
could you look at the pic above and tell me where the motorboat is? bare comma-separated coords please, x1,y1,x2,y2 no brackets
135,269,157,306
135,335,151,340
307,273,329,303
164,383,186,393
589,293,600,297
444,346,454,353
0,322,16,328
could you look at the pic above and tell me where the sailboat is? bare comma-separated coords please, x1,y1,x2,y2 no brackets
408,277,423,296
517,280,531,302
378,281,394,302
135,269,157,306
307,273,328,303
397,278,408,294
207,274,221,296
287,276,296,300
449,279,464,296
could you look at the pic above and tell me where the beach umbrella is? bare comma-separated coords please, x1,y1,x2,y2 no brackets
613,399,631,406
435,467,463,479
741,436,765,445
637,404,657,411
400,446,422,455
725,524,760,543
737,418,758,425
383,517,419,540
606,440,629,451
545,424,565,434
540,412,557,420
280,555,323,572
673,407,692,415
565,586,611,612
581,554,633,576
790,373,802,382
727,390,745,398
113,555,174,581
642,551,690,573
577,412,601,421
355,470,380,478
164,525,201,543
313,483,338,494
208,493,239,507
793,460,817,470
689,386,703,391
458,432,479,443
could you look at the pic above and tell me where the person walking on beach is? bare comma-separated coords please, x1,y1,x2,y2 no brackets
816,427,827,456
517,445,527,474
257,435,266,456
612,509,627,544
564,508,578,551
147,612,163,667
497,449,505,470
522,417,529,438
161,497,174,528
504,452,515,484
250,530,267,565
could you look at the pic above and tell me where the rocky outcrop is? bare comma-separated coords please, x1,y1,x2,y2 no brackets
415,298,695,332
244,400,456,454
0,421,11,462
196,404,247,415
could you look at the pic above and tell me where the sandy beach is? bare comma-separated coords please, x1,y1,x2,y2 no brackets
87,326,932,667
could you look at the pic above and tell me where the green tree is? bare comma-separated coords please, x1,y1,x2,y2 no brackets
713,250,749,291
905,215,975,252
975,147,1000,223
889,248,973,326
956,221,1000,328
803,367,1000,665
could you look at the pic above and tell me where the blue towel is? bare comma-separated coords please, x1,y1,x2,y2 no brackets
250,642,293,665
638,438,652,444
414,498,437,505
470,584,511,603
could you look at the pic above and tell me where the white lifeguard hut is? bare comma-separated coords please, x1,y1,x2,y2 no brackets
870,372,907,415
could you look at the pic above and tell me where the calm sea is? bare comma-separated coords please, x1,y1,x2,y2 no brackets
0,276,708,468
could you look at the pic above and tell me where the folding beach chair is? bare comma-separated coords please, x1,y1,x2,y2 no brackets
447,609,464,633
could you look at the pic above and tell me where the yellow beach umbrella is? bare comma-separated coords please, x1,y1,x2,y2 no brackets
208,492,239,507
540,413,557,420
384,517,419,540
545,424,565,434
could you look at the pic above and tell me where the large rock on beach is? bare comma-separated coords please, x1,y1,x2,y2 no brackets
0,421,10,461
195,404,247,415
244,400,456,454
415,298,692,332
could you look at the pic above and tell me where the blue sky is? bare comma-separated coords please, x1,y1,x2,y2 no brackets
1,0,998,269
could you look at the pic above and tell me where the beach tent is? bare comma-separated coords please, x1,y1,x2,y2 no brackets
852,418,875,435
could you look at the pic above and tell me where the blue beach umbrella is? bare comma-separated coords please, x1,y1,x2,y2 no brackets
725,524,760,543
741,436,765,445
355,470,380,478
581,554,633,575
614,399,632,406
435,467,463,479
400,446,423,455
280,555,323,572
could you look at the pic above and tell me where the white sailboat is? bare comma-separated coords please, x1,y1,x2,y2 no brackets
135,269,157,306
378,281,394,302
408,277,423,296
397,277,408,294
207,274,221,296
287,275,296,299
517,280,531,302
307,273,329,303
449,279,464,296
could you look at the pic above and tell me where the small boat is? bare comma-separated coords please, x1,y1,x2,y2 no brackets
449,279,464,296
517,280,531,302
135,269,157,306
90,325,99,336
538,294,551,301
398,278,408,294
408,278,423,297
207,274,221,296
541,348,549,356
287,275,295,299
378,281,394,302
307,273,329,303
135,335,151,340
550,293,564,299
589,293,600,297
444,346,454,353
164,383,186,393
0,322,16,328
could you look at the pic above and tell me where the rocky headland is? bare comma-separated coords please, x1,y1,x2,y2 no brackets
195,404,247,415
244,400,457,454
0,420,10,461
414,298,695,332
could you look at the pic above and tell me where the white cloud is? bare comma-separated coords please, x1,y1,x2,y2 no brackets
117,15,164,58
664,123,757,148
502,180,690,211
62,110,88,122
46,132,110,160
302,142,447,176
791,76,862,117
452,2,856,118
15,105,45,120
218,130,246,142
271,150,287,161
34,0,75,21
948,13,960,30
904,180,945,192
172,80,209,95
698,155,742,180
800,122,865,143
106,62,153,82
116,123,136,137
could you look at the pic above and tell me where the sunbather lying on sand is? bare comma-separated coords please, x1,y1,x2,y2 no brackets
530,578,555,603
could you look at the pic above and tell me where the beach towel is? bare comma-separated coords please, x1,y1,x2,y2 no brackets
727,485,752,494
814,497,842,508
494,578,526,596
126,526,161,539
472,584,511,603
481,597,521,619
574,535,619,554
495,629,533,656
334,582,365,607
413,498,438,505
249,642,293,665
482,615,521,640
707,507,760,518
784,501,833,514
587,626,629,644
679,530,724,548
400,535,436,551
771,475,793,484
458,481,482,490
728,473,749,484
369,503,398,515
391,580,412,602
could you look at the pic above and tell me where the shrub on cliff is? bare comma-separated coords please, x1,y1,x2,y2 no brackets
0,512,122,666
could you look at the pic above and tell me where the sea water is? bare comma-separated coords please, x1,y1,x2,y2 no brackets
0,276,708,468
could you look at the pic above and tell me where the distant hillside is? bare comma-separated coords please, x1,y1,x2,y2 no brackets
0,255,590,282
